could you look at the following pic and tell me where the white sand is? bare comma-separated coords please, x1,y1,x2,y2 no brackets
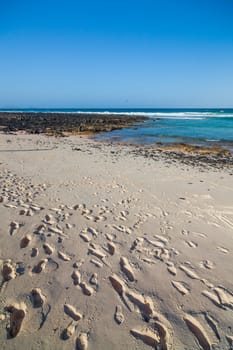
0,133,233,349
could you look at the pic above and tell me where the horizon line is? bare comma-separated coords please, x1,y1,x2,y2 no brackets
0,107,233,110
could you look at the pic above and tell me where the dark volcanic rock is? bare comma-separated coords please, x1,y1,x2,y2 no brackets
0,112,147,135
128,146,233,171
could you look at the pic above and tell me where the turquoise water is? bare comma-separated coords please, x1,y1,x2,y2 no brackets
1,108,233,150
93,109,233,150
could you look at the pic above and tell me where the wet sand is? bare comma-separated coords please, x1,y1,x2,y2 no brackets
0,133,233,349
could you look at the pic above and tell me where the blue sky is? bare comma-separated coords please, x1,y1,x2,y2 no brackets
0,0,233,108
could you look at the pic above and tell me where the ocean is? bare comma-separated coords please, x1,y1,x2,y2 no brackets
92,108,233,151
1,108,233,150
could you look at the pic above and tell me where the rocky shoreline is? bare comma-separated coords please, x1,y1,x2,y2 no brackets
86,140,233,172
0,112,147,135
128,145,233,171
1,112,233,171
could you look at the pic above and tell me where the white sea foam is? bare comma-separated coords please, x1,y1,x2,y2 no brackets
70,111,233,120
206,139,220,142
67,111,233,119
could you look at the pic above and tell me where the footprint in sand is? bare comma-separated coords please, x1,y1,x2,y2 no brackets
58,251,71,261
50,207,62,213
105,233,116,241
201,279,214,289
32,259,47,273
31,247,39,257
31,288,46,307
44,213,56,225
202,290,223,308
154,248,169,262
90,259,103,268
30,204,43,212
171,281,190,295
80,282,94,296
2,261,16,281
120,257,135,282
3,203,18,211
109,274,125,296
204,313,220,341
166,262,177,276
9,221,19,235
114,305,124,324
179,265,199,280
94,215,107,222
61,322,76,340
130,327,160,347
19,208,27,215
34,224,46,235
71,270,81,286
43,243,54,255
183,314,212,350
82,214,93,221
80,233,91,243
217,246,229,254
160,248,170,261
89,273,98,286
130,237,144,252
154,235,169,244
88,246,106,260
185,241,198,248
64,304,82,321
48,226,65,236
199,260,215,270
145,238,165,249
207,286,233,310
120,210,129,218
76,332,88,350
112,224,132,234
5,303,27,338
87,227,99,237
126,290,154,320
107,242,116,255
141,257,156,265
20,235,31,248
26,209,34,217
81,208,93,216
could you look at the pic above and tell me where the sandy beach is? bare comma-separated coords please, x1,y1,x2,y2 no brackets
0,132,233,349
